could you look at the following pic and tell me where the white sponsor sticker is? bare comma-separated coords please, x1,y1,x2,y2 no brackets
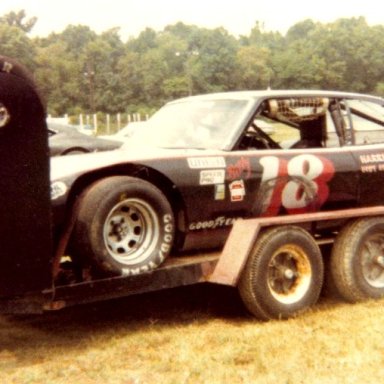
229,180,245,202
188,156,226,169
215,184,225,200
199,169,225,185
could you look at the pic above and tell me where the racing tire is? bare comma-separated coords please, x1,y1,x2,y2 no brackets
238,226,324,320
72,176,174,276
330,217,384,302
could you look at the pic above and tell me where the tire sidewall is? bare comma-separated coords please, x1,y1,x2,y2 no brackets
244,227,323,319
350,219,384,298
84,178,174,275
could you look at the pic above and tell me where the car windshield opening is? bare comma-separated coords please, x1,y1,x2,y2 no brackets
130,98,251,149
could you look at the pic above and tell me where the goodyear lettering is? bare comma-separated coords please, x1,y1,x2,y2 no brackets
130,268,141,276
164,233,173,243
189,216,236,231
158,214,174,261
123,214,174,276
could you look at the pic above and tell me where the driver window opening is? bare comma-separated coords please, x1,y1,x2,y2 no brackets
239,97,340,150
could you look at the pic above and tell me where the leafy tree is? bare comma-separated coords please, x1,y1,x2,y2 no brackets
186,27,239,93
34,42,83,115
116,50,142,108
0,10,37,33
127,27,158,53
0,23,35,68
235,45,272,89
3,9,384,115
82,29,126,112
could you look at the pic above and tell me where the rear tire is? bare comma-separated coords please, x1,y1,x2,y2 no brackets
72,176,174,276
238,226,324,320
330,217,384,302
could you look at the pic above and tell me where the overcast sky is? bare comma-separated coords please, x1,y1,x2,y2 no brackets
0,0,382,40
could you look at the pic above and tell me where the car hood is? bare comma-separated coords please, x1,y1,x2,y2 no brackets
50,146,222,181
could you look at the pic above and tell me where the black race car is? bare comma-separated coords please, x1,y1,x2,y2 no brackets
50,90,384,281
48,122,122,156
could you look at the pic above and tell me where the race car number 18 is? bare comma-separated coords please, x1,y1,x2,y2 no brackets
259,154,335,216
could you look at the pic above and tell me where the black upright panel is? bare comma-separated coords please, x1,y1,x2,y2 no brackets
0,57,52,297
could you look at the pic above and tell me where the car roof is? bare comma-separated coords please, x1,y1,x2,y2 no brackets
169,90,384,104
47,122,80,133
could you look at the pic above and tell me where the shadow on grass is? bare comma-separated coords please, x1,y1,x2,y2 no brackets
0,284,246,352
0,279,344,367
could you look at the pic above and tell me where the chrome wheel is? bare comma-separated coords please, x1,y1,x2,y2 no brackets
104,198,160,266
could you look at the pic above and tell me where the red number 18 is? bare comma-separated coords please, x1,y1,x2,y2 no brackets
259,154,335,216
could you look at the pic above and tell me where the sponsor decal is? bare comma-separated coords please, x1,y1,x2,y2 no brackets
215,184,225,200
360,153,384,164
188,156,226,169
227,156,251,180
359,153,384,173
199,169,225,185
189,216,236,231
229,180,246,202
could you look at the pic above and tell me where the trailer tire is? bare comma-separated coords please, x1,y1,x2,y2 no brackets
72,176,174,276
238,226,323,320
330,217,384,302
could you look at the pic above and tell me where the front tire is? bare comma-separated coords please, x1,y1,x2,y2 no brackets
238,226,324,320
330,217,384,302
72,176,174,276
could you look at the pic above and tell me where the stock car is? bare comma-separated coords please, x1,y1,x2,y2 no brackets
51,90,384,294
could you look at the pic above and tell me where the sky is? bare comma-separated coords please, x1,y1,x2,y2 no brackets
0,0,383,40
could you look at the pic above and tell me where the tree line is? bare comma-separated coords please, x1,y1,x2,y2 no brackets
1,10,384,116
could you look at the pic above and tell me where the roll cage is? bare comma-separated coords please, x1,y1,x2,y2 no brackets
237,95,384,151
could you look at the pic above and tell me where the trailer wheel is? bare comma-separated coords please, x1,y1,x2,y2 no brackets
238,226,323,320
330,217,384,302
72,176,174,276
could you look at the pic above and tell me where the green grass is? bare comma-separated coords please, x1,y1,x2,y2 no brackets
1,285,384,383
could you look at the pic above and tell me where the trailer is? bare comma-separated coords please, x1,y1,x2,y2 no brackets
1,57,384,320
3,204,384,320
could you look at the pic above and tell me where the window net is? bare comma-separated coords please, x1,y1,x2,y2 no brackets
267,97,329,123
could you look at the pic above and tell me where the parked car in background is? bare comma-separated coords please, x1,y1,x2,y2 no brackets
48,122,122,156
101,121,147,142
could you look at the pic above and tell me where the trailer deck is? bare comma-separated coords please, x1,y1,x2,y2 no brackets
42,206,384,313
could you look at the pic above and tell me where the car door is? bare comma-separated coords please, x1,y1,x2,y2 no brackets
230,96,360,217
342,97,384,207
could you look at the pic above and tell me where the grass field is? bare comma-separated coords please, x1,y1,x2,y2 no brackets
1,284,384,384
